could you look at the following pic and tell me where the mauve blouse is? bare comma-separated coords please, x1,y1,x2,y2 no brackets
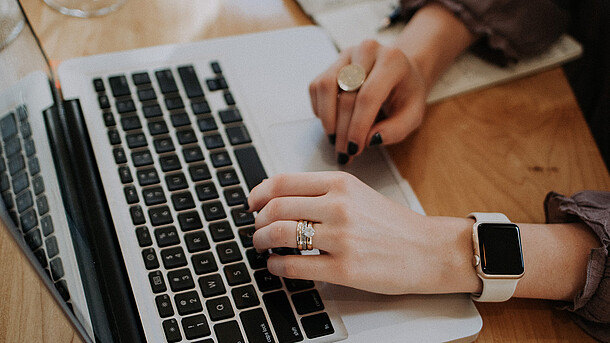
399,1,610,341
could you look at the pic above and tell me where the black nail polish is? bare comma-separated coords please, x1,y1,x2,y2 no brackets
337,153,349,165
347,141,358,155
242,199,250,212
328,134,336,145
369,132,383,146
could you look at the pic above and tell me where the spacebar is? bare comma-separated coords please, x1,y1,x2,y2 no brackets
234,146,268,190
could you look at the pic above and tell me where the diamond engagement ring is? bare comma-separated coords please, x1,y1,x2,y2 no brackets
296,220,316,251
303,221,315,250
337,64,366,92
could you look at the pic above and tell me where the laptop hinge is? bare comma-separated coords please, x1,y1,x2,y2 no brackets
47,98,145,342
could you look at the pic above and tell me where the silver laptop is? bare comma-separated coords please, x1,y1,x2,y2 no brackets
0,2,481,342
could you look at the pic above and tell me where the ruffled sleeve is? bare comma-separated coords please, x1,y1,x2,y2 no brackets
544,190,610,342
400,0,570,65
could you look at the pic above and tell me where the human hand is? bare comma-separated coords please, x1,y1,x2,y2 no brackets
247,171,476,295
309,40,428,165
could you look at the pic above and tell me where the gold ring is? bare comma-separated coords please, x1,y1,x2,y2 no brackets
337,64,366,92
296,220,305,250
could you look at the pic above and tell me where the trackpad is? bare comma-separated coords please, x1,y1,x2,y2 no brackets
264,118,409,206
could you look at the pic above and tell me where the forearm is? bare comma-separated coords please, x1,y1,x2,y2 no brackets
393,3,476,93
430,216,600,301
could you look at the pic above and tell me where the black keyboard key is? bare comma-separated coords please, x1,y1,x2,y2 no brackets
224,263,251,286
162,318,182,343
165,97,185,110
132,72,151,85
210,150,232,168
121,116,142,131
28,157,40,176
171,191,195,211
8,154,25,175
195,182,218,201
148,270,167,293
98,95,110,109
202,201,227,221
130,205,146,225
197,115,217,132
240,308,275,343
159,154,182,172
231,208,255,227
20,121,31,138
234,146,268,190
284,278,315,292
177,210,203,232
103,112,116,127
137,168,160,186
20,209,37,233
108,75,131,97
93,78,105,92
5,137,21,156
135,226,153,247
184,231,210,253
12,172,28,196
182,314,211,340
226,125,251,146
108,129,121,145
16,190,33,213
118,166,133,184
137,88,157,101
206,296,234,321
142,248,160,270
199,273,225,297
292,290,324,315
218,108,242,124
209,221,234,242
174,290,202,315
224,91,235,106
301,313,334,339
210,61,222,74
214,321,244,343
189,163,211,182
126,132,147,148
263,291,303,343
116,98,136,114
153,137,175,153
165,172,188,191
224,187,245,206
178,65,205,99
45,236,59,258
192,252,218,275
148,120,169,135
255,269,282,292
160,246,187,269
183,146,204,163
41,215,53,236
217,241,242,264
232,285,260,310
206,77,228,91
192,100,211,115
36,195,49,215
155,69,179,94
170,112,190,127
149,205,173,226
49,258,65,281
154,225,180,247
132,149,154,167
0,113,17,140
55,279,70,301
239,227,255,248
143,104,163,118
142,186,166,206
203,134,225,150
177,129,197,145
24,228,42,250
155,294,174,318
168,268,195,292
32,175,45,195
217,169,239,187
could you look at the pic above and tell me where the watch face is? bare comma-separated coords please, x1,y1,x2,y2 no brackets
478,223,524,275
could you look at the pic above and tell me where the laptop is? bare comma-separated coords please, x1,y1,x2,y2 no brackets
0,2,481,342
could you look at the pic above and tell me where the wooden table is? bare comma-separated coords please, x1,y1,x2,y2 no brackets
2,0,608,341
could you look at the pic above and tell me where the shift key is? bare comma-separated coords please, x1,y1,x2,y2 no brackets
262,291,303,343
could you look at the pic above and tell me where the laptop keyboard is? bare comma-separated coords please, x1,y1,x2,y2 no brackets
95,62,336,342
0,105,72,307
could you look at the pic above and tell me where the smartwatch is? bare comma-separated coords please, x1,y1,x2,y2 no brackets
469,212,524,302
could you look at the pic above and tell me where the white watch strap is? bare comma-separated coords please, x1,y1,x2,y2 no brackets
469,212,520,302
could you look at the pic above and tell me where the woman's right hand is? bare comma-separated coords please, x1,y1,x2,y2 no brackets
308,39,428,164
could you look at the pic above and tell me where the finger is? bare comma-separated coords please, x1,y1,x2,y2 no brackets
367,96,425,146
347,49,406,155
335,91,356,164
253,221,330,252
266,254,337,282
247,172,335,212
254,196,330,229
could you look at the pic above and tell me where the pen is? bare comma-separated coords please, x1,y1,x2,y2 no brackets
377,6,402,32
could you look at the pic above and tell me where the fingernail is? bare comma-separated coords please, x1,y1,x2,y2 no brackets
337,153,349,165
242,199,250,212
347,141,358,155
369,132,383,146
328,134,336,145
